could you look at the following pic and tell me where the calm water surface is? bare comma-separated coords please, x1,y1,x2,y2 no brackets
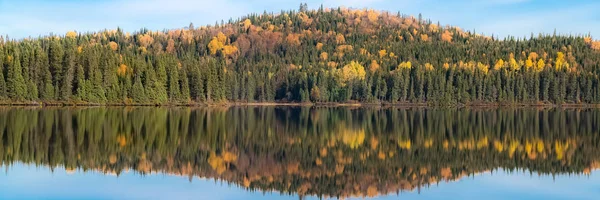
0,107,599,199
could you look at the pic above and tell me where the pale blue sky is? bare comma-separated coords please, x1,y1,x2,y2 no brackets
0,0,599,39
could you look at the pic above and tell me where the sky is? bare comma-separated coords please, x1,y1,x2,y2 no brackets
0,0,599,39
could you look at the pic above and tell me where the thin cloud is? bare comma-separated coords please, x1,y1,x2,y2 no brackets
0,0,598,39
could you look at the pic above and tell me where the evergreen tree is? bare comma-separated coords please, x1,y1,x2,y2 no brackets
6,51,27,100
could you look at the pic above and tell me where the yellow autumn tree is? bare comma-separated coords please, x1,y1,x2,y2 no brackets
137,34,154,47
424,63,434,71
555,52,569,70
428,23,439,33
366,9,379,23
369,60,380,72
535,59,545,72
298,12,313,26
592,41,600,50
335,45,353,58
336,33,346,44
476,62,489,74
528,52,539,61
338,61,366,85
166,39,175,54
242,19,252,31
525,59,534,69
508,57,520,70
320,52,328,61
398,61,412,69
222,45,238,57
441,30,453,42
420,34,429,42
66,31,77,38
378,49,387,58
584,36,592,44
494,59,505,70
208,32,227,55
286,33,301,46
216,32,227,44
117,64,128,77
108,42,119,51
316,42,324,50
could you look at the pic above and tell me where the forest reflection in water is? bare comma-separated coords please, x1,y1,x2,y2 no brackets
0,106,599,199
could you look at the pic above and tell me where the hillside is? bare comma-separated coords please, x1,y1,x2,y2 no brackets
1,5,600,105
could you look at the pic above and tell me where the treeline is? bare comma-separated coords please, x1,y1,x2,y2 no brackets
1,4,600,105
1,107,600,198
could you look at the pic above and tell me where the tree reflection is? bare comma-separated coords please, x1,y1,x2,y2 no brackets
0,107,599,198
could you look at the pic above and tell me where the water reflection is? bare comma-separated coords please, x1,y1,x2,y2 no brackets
0,107,599,199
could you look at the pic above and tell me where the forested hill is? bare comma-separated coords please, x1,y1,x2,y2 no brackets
1,5,600,105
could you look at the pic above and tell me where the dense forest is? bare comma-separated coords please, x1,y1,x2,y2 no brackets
1,107,600,198
1,4,600,105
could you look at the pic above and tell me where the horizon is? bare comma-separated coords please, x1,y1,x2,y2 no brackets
0,0,599,39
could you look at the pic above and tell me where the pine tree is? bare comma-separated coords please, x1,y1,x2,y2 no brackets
131,75,147,103
60,39,76,100
0,46,5,99
178,67,190,102
49,39,64,99
6,51,27,100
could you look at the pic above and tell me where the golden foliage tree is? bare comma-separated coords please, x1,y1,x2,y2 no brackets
378,49,387,58
398,61,412,69
366,9,379,23
336,33,346,44
242,19,252,31
208,32,228,55
117,64,128,77
441,30,453,42
592,41,600,50
424,63,434,71
108,41,119,51
298,12,313,26
316,42,324,50
508,55,520,71
320,52,329,61
535,59,545,72
555,52,569,70
428,23,439,33
420,34,429,42
222,45,238,57
66,31,77,38
208,39,223,55
286,33,301,46
476,62,489,74
494,59,505,70
369,60,380,72
137,34,154,47
338,61,366,85
525,59,534,69
166,39,175,54
216,32,227,44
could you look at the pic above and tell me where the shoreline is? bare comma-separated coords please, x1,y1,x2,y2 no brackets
0,101,599,108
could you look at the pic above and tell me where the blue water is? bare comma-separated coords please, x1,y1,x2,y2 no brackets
1,164,598,200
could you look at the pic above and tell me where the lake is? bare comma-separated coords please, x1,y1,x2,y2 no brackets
0,107,599,200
